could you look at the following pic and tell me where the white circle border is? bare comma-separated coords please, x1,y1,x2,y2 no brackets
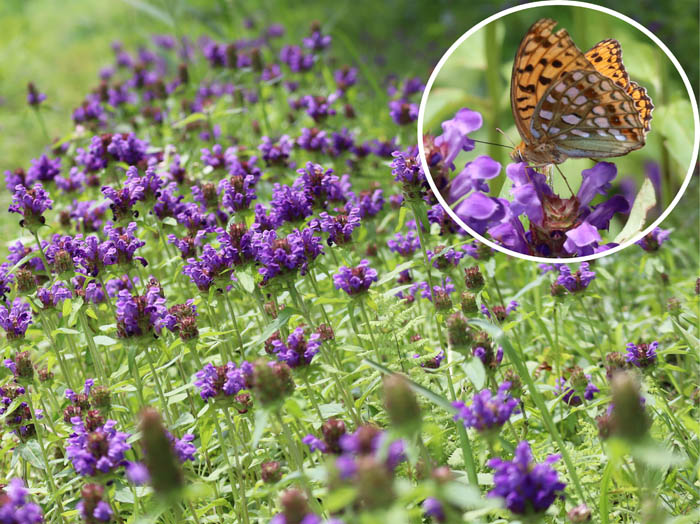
417,0,700,264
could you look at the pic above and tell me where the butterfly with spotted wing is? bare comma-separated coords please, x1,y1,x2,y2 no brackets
510,18,653,166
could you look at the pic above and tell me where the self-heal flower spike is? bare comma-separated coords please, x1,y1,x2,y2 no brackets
9,183,53,231
625,341,658,368
488,441,565,515
636,227,670,252
0,299,33,341
452,382,518,433
333,260,378,295
65,418,131,476
194,361,250,401
270,327,321,368
26,82,46,107
555,263,595,293
0,478,44,523
115,287,169,338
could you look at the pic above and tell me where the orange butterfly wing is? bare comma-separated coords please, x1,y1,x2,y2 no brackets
510,19,593,144
585,39,653,132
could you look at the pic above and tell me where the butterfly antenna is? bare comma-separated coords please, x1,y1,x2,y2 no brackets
471,139,511,149
553,164,575,196
496,128,518,149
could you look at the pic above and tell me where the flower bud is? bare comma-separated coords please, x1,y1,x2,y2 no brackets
356,456,395,509
91,386,112,411
463,266,485,291
551,282,568,298
433,289,452,311
568,503,592,522
321,418,346,454
177,63,189,84
605,352,627,380
261,461,282,483
446,312,473,354
611,371,650,441
666,297,681,315
460,291,478,315
503,369,523,398
316,323,334,341
15,268,36,294
279,488,310,524
252,359,295,407
383,374,421,435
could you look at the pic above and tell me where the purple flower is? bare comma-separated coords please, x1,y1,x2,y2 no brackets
27,154,61,183
253,229,323,284
434,108,482,167
75,136,109,173
334,260,378,295
555,263,595,293
300,94,338,122
169,432,197,462
487,441,565,515
9,183,53,230
26,82,46,107
126,461,150,485
422,497,445,522
302,434,328,453
563,222,601,257
387,231,420,257
473,345,503,369
194,362,249,401
37,283,72,308
296,127,329,151
66,418,131,476
219,175,257,213
101,223,147,267
556,375,599,406
279,45,315,72
636,227,670,252
450,155,501,199
388,100,418,125
124,165,164,203
77,484,113,522
454,192,508,236
294,162,347,207
427,246,464,270
303,30,332,51
271,327,321,367
0,299,32,341
625,341,658,368
391,151,428,198
259,135,293,166
115,287,168,338
312,208,361,246
334,66,358,91
0,478,43,523
481,301,519,322
270,184,313,224
452,382,518,433
107,133,148,165
348,188,384,218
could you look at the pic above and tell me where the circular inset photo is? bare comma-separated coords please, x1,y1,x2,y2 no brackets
418,1,699,261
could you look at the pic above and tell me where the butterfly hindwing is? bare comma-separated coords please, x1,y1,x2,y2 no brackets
531,69,647,158
511,18,593,143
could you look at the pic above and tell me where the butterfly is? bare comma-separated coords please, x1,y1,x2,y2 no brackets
510,18,653,166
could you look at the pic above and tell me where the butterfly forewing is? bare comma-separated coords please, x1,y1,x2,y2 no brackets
511,18,593,143
511,19,653,164
532,69,647,158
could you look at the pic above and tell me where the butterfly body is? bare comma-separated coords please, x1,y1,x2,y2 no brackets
510,19,653,166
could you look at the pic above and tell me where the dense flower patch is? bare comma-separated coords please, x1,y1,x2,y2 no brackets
0,12,697,524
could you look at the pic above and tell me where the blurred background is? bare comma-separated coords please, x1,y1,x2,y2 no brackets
0,0,697,241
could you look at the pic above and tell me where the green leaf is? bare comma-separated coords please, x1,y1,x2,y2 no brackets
62,298,72,318
251,307,295,347
93,335,117,346
17,441,45,469
251,409,270,449
324,486,357,512
462,358,486,390
614,178,656,244
237,268,255,294
172,112,206,129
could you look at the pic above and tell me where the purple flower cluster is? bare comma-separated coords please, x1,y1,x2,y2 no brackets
487,441,566,515
452,382,518,433
65,418,131,476
0,478,43,523
625,341,658,368
270,327,321,367
115,286,168,338
0,299,33,341
194,361,250,401
555,263,596,293
333,260,378,295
